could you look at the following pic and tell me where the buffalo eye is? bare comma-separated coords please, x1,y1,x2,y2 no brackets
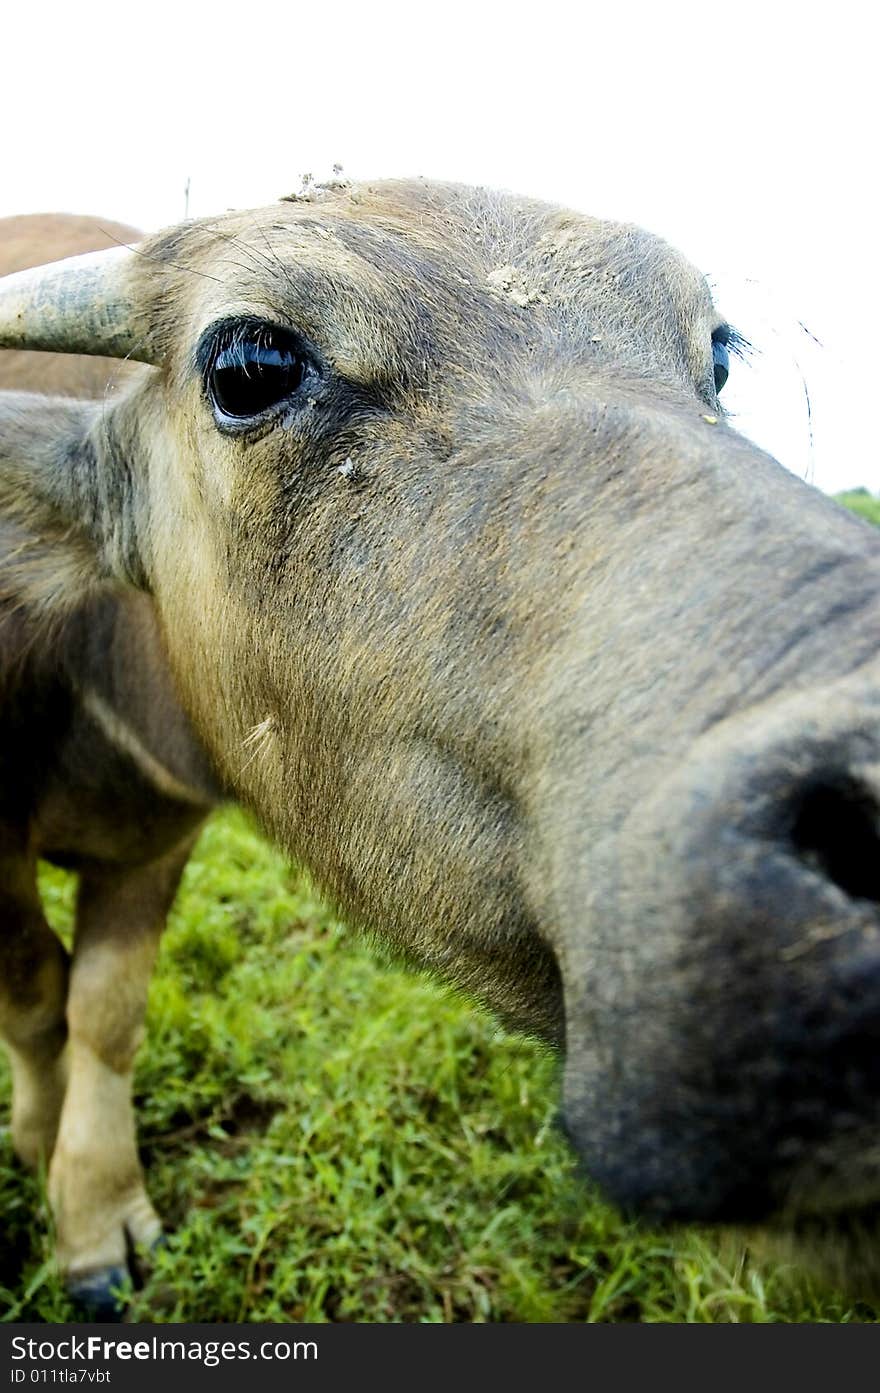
202,320,314,423
711,328,730,394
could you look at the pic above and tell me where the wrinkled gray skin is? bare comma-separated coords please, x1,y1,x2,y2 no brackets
0,179,878,1297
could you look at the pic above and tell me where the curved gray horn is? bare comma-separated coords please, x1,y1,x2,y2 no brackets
0,245,156,364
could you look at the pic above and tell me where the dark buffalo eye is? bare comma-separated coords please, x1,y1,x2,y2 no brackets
712,330,730,394
205,321,312,421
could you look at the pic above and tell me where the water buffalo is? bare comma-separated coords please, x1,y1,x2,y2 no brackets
0,179,878,1306
0,213,221,1315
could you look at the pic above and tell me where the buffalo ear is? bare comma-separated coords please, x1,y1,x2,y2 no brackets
0,391,144,617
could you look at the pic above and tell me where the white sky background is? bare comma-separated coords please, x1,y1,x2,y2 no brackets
2,1,876,495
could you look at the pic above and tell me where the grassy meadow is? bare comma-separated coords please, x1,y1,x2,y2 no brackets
834,489,880,528
1,809,875,1324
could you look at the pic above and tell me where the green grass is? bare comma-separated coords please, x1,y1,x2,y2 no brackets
0,810,874,1323
834,488,880,528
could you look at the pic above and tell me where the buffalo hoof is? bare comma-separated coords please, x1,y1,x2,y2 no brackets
68,1229,167,1321
67,1266,130,1322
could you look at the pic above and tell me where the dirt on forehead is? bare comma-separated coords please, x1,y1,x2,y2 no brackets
272,178,712,325
278,175,594,256
134,177,717,404
142,176,704,325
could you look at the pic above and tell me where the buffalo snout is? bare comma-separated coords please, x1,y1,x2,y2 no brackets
560,669,880,1236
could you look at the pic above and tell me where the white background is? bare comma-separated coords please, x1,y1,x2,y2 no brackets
2,0,876,494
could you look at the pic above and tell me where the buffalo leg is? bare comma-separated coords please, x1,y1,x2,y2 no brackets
0,837,70,1168
48,839,194,1316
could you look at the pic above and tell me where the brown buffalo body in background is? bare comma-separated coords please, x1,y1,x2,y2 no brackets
0,181,878,1304
0,213,221,1316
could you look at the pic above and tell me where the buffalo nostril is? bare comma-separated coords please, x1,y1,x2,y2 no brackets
790,776,880,905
